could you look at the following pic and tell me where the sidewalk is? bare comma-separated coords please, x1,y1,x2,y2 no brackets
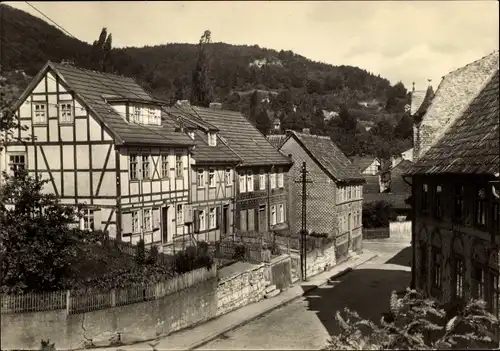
94,250,377,351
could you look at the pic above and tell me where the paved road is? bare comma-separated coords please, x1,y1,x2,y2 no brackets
198,241,412,350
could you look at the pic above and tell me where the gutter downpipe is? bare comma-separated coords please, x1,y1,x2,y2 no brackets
403,174,416,290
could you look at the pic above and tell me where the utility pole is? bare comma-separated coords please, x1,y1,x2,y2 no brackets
294,161,312,281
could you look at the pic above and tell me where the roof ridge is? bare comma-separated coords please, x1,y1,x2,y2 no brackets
443,50,499,78
51,61,136,82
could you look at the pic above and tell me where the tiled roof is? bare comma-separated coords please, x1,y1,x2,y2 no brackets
408,70,499,175
165,106,240,165
179,106,292,167
267,134,287,149
390,160,413,194
285,131,365,182
363,175,380,193
411,86,435,117
350,156,378,172
16,61,194,147
415,86,435,117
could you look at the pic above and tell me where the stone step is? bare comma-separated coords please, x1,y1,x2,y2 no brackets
265,288,281,299
265,284,277,294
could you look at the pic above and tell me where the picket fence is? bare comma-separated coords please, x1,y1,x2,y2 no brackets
1,266,216,315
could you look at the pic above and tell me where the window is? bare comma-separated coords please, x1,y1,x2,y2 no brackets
33,103,47,124
419,244,427,287
472,265,485,300
454,257,464,298
129,154,138,180
197,169,205,187
175,155,183,178
209,208,216,229
80,208,94,231
475,187,487,226
209,169,216,187
225,169,232,185
143,209,152,232
270,172,276,189
348,186,352,200
277,170,284,188
240,210,247,232
161,154,169,178
259,171,266,190
454,184,464,221
188,131,195,140
8,154,25,177
132,210,140,233
239,172,246,193
491,273,499,315
148,107,156,125
59,102,73,124
435,185,443,219
432,249,442,289
247,170,254,192
199,210,206,231
248,209,255,231
421,183,429,213
132,106,141,123
142,155,150,179
271,205,277,225
176,204,183,224
278,203,285,223
208,132,217,146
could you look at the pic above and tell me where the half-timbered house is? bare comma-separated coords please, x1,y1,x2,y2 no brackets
164,106,241,245
2,61,195,249
177,104,293,235
405,51,499,311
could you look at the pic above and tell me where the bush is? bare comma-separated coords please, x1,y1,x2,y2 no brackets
135,238,146,264
233,244,246,261
362,200,396,228
174,242,213,274
147,244,159,265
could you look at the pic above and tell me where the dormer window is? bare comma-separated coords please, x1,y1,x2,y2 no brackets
128,105,161,126
188,131,195,140
132,106,141,124
148,107,156,124
208,132,217,146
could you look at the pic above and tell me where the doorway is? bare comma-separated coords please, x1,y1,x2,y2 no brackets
222,205,229,236
162,206,169,244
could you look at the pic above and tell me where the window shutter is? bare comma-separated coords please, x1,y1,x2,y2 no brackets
152,208,160,230
122,212,132,235
193,210,200,233
254,208,259,232
216,206,221,229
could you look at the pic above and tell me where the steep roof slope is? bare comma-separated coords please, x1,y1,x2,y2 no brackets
13,61,194,147
350,156,379,172
409,70,499,175
267,134,287,150
180,106,292,167
390,160,413,193
284,131,365,182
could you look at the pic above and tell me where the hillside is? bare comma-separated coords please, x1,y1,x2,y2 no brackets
0,4,412,158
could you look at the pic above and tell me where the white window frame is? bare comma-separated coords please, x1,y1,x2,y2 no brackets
271,205,277,225
208,132,217,146
199,210,206,231
247,170,254,192
129,154,138,180
176,204,183,224
132,210,140,233
278,203,285,223
175,154,183,178
80,208,95,231
142,155,151,179
209,208,216,229
277,170,284,188
33,102,47,125
270,172,276,189
8,153,26,177
58,101,73,124
161,154,169,178
225,169,232,185
143,208,152,232
239,172,246,193
209,169,216,187
259,171,266,190
197,169,205,188
132,106,141,124
148,107,156,125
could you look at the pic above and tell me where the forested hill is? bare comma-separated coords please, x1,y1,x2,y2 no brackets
0,4,413,158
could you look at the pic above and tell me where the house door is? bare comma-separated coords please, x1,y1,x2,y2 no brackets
162,206,169,244
222,205,229,236
258,205,267,232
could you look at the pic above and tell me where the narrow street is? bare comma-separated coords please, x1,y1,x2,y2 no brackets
198,241,412,350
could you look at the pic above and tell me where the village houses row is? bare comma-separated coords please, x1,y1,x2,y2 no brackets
0,61,365,254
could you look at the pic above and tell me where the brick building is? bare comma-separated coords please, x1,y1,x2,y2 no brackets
278,129,365,259
405,51,500,309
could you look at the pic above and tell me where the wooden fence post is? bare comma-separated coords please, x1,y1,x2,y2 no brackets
66,290,71,314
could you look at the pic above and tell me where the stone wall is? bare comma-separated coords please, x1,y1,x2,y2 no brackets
216,263,269,317
266,254,292,291
305,242,337,278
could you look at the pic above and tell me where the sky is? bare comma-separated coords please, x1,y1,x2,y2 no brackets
7,1,500,91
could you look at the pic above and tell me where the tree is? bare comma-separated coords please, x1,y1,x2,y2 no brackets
328,289,498,350
249,90,259,124
191,30,213,107
90,27,113,72
394,113,413,140
255,109,271,135
0,171,89,293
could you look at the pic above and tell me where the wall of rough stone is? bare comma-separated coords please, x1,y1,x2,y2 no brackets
216,264,269,317
305,242,337,278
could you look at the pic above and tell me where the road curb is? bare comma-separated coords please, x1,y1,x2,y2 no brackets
187,253,378,350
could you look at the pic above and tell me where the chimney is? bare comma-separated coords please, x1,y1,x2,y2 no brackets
302,128,310,134
61,59,75,66
209,102,222,109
